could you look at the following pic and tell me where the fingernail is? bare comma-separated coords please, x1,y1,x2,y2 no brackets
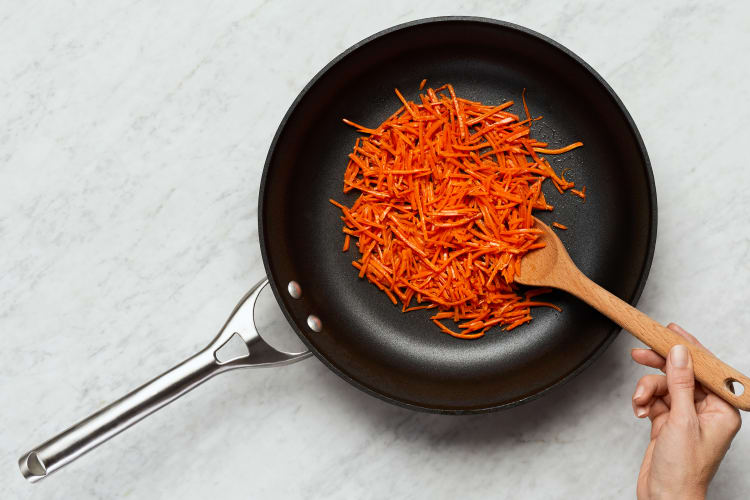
633,386,645,401
636,406,648,417
670,345,688,368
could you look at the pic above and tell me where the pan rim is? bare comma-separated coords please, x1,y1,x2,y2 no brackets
258,16,657,414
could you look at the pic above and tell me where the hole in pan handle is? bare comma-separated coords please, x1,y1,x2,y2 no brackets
17,278,311,483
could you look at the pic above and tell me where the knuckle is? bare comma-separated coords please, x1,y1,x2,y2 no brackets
727,412,742,433
669,372,695,390
670,413,698,430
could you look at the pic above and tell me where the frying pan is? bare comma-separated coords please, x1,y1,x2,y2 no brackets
19,17,656,482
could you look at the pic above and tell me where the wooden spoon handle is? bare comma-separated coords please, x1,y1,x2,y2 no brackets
566,273,750,411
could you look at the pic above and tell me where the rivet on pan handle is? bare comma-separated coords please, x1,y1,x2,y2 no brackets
18,278,311,483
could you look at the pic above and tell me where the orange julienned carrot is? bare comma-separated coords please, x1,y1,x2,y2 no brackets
570,186,586,201
331,84,584,338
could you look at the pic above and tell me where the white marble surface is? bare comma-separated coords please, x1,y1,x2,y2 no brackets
2,1,749,498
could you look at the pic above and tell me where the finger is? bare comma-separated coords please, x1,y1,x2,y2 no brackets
699,388,740,415
667,323,708,351
631,323,712,375
631,348,666,371
666,344,698,420
633,374,668,411
667,324,712,400
634,394,671,421
701,393,742,438
633,384,708,418
647,397,670,423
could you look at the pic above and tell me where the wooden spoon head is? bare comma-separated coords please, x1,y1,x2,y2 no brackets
515,218,572,288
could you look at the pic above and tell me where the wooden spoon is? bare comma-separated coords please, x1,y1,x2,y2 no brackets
516,218,750,411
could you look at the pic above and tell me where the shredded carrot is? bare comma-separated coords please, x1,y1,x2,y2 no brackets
419,78,427,90
551,222,568,230
333,84,584,338
341,118,379,134
570,186,586,201
534,142,583,155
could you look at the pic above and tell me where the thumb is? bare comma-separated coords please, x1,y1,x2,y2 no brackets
666,344,697,419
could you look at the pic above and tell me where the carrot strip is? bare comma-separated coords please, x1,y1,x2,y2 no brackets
342,118,379,134
570,187,586,200
521,88,531,124
551,222,568,230
534,142,583,154
515,301,563,312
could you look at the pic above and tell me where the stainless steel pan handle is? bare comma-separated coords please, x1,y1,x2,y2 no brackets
18,278,310,483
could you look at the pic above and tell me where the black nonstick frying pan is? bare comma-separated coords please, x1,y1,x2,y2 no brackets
260,16,656,409
19,17,656,482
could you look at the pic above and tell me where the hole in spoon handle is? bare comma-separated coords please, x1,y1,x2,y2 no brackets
686,345,750,411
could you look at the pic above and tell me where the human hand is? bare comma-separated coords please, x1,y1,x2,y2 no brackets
631,323,742,500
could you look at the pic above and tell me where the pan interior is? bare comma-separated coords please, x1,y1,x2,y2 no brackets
260,19,655,412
